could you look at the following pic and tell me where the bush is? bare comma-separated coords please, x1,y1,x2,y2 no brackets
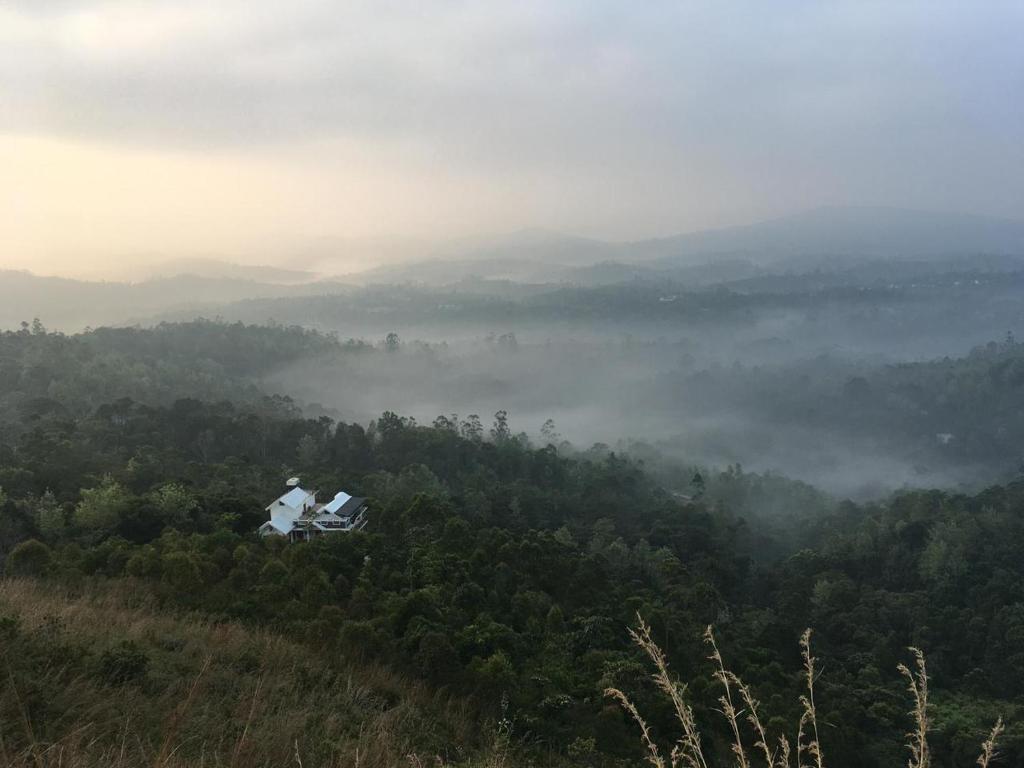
4,539,52,577
97,641,150,685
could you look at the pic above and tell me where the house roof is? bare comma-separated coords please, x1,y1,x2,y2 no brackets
268,513,297,534
320,492,366,518
269,487,315,512
259,515,295,535
322,491,352,514
334,496,367,518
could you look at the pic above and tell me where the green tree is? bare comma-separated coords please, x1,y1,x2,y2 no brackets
461,414,483,442
161,551,203,593
150,483,198,529
919,520,970,585
34,490,66,539
74,476,131,532
691,471,705,498
469,651,516,694
415,632,461,683
490,410,511,443
540,418,560,444
296,434,321,467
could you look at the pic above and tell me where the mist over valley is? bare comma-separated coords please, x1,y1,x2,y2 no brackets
7,206,1024,497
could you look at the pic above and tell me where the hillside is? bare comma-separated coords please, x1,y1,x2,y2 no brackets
1,322,1024,766
0,578,482,767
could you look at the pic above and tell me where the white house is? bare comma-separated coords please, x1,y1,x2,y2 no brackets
258,480,368,541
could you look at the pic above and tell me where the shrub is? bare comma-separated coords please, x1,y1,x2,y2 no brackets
97,640,150,685
4,539,52,577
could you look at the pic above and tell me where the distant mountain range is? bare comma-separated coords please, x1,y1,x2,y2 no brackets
115,257,319,285
636,205,1024,265
341,206,1024,285
4,205,1023,330
0,270,352,331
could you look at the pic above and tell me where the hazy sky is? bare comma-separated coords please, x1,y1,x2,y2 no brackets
2,1,1023,276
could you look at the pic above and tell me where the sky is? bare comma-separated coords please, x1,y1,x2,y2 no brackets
2,0,1023,277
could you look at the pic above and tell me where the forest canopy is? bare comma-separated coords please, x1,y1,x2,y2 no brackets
1,321,1023,766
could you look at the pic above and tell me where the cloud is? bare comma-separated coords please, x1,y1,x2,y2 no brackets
0,0,1022,267
4,2,1019,156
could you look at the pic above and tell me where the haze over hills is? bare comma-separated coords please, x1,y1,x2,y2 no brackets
115,257,319,285
6,205,1024,331
11,203,1023,498
0,269,353,331
640,205,1024,265
338,205,1024,285
9,206,1024,291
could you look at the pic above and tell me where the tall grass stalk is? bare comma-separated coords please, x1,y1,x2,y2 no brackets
797,629,822,768
898,647,930,768
608,619,1006,768
704,626,750,768
606,614,708,768
977,718,1004,768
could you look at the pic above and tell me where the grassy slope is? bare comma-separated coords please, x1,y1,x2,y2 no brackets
0,578,493,768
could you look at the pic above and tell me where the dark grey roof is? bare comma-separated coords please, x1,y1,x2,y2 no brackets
335,496,367,518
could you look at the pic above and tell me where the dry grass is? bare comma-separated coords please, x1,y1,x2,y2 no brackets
797,629,822,768
0,578,479,768
2,579,1010,768
898,647,930,768
606,616,709,768
607,614,1006,768
977,719,1004,768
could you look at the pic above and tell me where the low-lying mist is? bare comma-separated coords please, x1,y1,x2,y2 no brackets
264,322,1016,499
7,207,1024,500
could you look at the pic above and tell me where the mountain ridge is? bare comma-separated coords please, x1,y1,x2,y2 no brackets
335,205,1024,285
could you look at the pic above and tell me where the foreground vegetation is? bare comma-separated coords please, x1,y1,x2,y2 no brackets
610,618,1006,768
0,579,487,767
2,321,1024,765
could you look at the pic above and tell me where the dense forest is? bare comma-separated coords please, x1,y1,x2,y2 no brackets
2,321,1023,766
